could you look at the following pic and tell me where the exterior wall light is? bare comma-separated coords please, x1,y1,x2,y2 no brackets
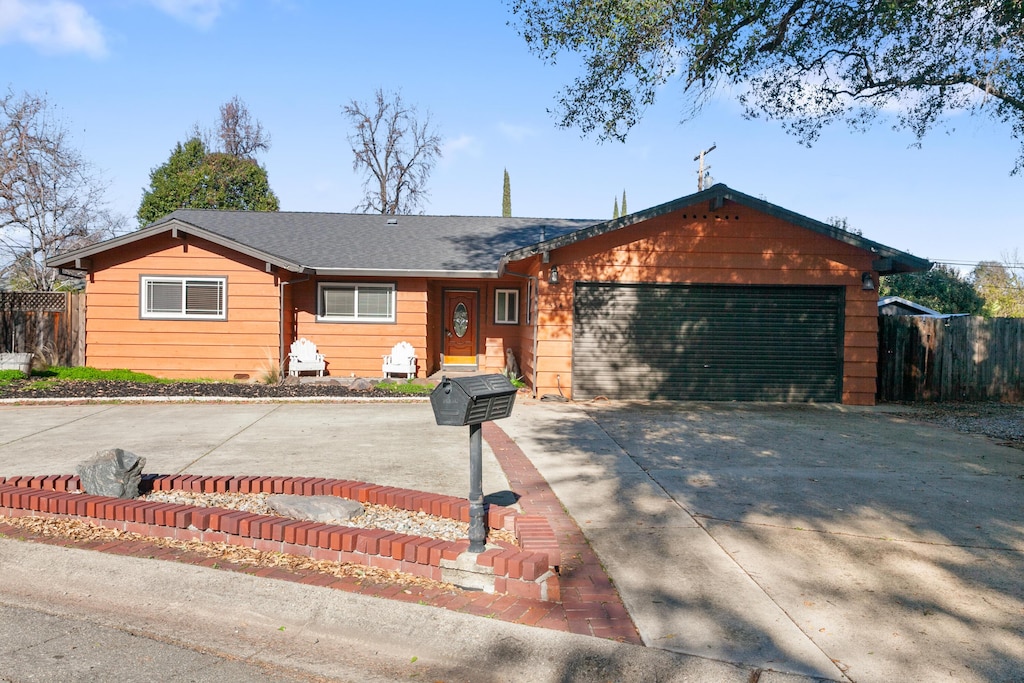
862,272,875,291
549,265,559,284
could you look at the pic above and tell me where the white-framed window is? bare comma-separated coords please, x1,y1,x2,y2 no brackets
141,276,226,320
494,288,520,325
318,283,396,323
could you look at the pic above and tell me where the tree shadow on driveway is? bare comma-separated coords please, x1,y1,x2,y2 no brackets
502,401,1024,682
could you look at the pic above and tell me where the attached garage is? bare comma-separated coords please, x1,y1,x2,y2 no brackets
572,283,844,401
500,184,932,406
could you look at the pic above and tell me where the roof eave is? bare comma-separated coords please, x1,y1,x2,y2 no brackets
46,217,308,274
312,268,499,279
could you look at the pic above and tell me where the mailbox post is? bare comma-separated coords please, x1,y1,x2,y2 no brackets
430,374,517,553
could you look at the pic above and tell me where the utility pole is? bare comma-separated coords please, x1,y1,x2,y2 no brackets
694,143,716,191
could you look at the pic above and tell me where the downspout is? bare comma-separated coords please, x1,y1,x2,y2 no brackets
279,274,310,377
500,266,539,399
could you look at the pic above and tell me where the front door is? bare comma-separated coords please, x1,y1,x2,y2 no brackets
443,290,478,366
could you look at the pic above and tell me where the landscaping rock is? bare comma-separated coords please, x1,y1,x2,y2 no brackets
76,448,146,498
348,378,375,391
265,494,364,523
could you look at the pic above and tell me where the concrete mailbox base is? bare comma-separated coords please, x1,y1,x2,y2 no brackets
441,551,497,593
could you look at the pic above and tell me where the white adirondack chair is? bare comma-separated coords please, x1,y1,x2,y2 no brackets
288,338,325,377
382,341,417,378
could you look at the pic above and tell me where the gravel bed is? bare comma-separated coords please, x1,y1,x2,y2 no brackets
141,489,519,545
0,379,426,400
0,514,460,592
891,402,1024,450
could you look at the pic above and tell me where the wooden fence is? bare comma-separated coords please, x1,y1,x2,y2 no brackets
0,292,85,368
878,316,1024,402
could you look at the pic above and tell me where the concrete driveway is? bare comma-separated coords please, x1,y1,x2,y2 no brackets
0,402,510,499
500,401,1024,683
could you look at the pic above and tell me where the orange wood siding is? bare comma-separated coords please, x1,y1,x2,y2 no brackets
480,280,527,376
524,203,879,405
84,234,283,380
287,277,428,378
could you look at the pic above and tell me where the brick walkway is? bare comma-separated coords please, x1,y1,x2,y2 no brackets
0,422,641,644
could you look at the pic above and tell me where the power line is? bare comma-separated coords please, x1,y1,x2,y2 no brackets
931,259,1024,270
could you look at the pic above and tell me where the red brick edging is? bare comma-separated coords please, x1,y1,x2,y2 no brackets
0,472,561,601
0,423,641,643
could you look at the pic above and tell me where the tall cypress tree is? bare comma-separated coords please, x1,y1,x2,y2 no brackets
502,168,511,217
621,190,627,215
613,197,619,219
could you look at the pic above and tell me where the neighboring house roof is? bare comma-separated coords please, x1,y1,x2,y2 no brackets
877,296,966,318
502,184,931,275
48,183,931,277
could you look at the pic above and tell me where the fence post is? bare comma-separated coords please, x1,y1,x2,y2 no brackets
73,292,86,367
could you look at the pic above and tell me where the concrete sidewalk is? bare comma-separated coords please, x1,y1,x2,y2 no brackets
1,536,770,683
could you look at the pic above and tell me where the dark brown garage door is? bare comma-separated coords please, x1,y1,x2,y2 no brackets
573,283,844,401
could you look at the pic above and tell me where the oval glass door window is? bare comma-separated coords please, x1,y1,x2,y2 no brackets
453,302,469,337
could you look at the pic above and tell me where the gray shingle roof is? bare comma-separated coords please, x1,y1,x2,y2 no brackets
150,211,597,273
173,210,598,272
48,184,931,276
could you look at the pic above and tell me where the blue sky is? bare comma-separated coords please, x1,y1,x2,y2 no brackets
3,0,1021,272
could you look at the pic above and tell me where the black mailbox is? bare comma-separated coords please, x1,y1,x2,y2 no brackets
429,374,518,553
430,374,517,427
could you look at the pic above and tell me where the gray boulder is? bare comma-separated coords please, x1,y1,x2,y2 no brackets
76,448,146,498
266,495,364,523
348,378,375,391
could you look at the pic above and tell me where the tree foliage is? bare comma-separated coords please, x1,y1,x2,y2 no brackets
880,264,985,315
972,255,1024,317
137,137,279,226
621,189,627,215
503,168,512,217
613,196,619,218
343,89,442,215
509,0,1024,171
0,89,123,290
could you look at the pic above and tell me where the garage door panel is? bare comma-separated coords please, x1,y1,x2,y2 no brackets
573,283,844,402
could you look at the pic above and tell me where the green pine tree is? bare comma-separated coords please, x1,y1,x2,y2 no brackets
613,197,619,219
621,190,627,215
137,137,279,225
502,168,511,217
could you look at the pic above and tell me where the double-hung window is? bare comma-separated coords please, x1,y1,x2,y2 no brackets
318,283,395,323
494,288,520,325
141,276,226,320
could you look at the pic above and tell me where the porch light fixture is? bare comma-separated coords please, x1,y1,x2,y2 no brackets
862,272,875,291
549,265,559,284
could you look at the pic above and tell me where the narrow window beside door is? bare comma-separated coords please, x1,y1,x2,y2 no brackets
494,288,520,325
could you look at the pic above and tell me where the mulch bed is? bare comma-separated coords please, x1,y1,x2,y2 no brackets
0,380,424,400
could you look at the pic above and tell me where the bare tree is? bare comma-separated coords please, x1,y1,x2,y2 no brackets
343,89,442,215
217,95,270,159
187,96,271,161
0,89,123,290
